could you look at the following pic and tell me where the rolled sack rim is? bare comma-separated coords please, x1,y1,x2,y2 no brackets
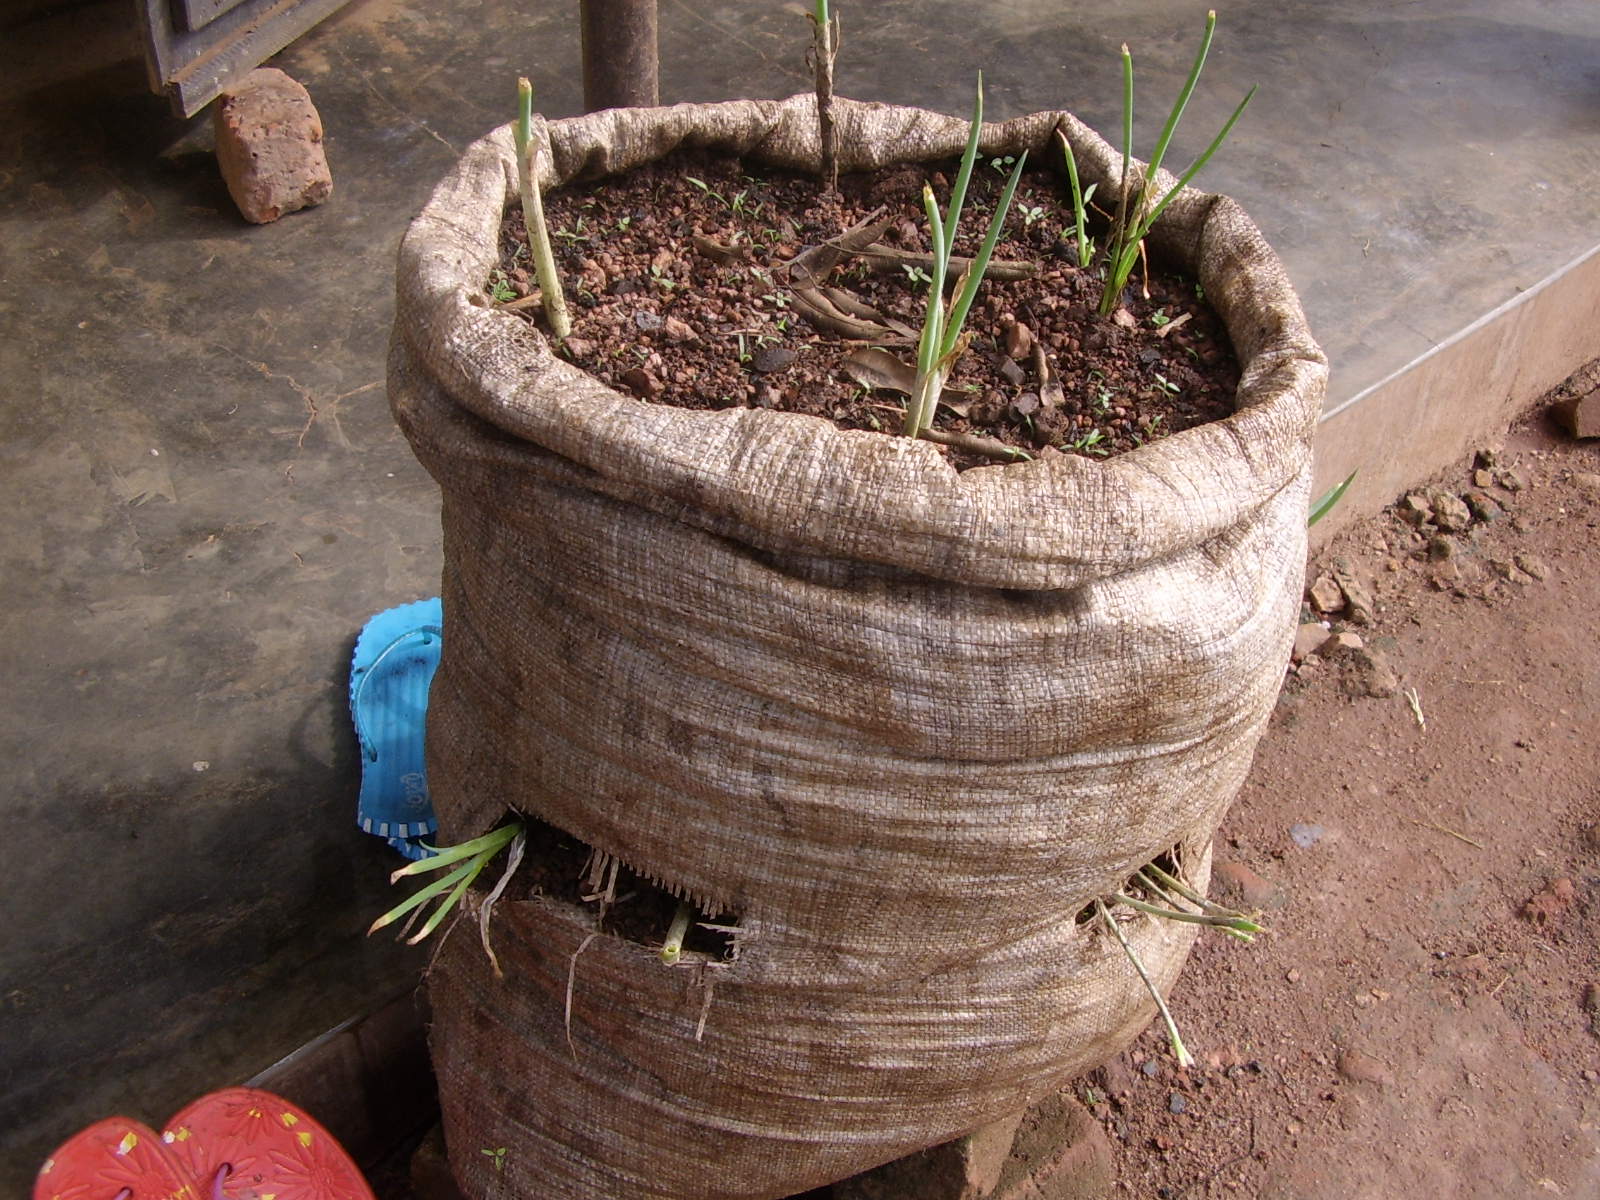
394,93,1327,589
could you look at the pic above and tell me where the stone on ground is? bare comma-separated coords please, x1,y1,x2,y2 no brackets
1211,860,1282,909
1293,622,1331,661
1552,387,1600,439
214,68,333,224
835,1094,1112,1200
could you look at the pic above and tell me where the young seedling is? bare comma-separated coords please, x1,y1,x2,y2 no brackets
1053,129,1097,270
660,899,694,965
1121,864,1264,944
514,77,572,340
904,76,1028,442
1308,469,1358,527
369,820,524,946
1140,862,1239,917
1099,12,1256,316
808,0,840,192
1113,888,1262,941
1096,898,1194,1069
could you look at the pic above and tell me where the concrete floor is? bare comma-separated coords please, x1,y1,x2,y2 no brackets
2,0,1597,1191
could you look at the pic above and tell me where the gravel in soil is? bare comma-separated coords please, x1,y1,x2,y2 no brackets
493,150,1238,466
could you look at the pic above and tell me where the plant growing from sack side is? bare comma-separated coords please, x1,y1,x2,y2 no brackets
370,820,525,971
903,76,1027,442
1100,855,1267,1068
1098,10,1256,316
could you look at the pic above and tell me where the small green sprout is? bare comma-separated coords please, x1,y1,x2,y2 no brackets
902,263,933,287
660,899,694,965
514,78,571,339
553,216,591,244
1308,469,1358,527
369,820,524,945
1153,372,1180,395
1054,129,1097,270
904,75,1028,441
1100,12,1256,316
1019,203,1046,228
685,176,728,206
488,270,517,304
481,1147,507,1172
1069,428,1108,455
1150,308,1170,327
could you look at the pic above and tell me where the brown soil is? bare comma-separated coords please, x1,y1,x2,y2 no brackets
494,151,1238,466
1087,408,1600,1199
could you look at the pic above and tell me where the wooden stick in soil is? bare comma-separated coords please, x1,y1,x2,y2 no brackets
579,0,658,110
514,78,571,341
810,0,839,193
919,426,1032,462
849,243,1038,282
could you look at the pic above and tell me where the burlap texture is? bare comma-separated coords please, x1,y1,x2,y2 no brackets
389,94,1326,1199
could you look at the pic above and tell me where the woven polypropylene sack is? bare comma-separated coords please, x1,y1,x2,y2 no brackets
389,95,1326,1200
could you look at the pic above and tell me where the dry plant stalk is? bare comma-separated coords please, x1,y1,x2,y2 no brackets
809,0,840,192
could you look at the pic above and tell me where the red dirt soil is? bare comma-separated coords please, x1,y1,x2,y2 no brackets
1094,412,1600,1200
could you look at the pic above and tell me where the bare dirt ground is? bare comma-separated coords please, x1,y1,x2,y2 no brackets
1093,409,1600,1200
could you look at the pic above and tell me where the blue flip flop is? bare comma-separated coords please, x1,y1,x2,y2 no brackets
350,598,442,860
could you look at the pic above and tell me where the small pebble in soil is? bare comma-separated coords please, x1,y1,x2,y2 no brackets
1142,1060,1162,1078
1290,822,1326,849
1168,1093,1187,1115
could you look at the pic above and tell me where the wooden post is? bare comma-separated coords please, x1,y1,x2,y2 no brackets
579,0,659,111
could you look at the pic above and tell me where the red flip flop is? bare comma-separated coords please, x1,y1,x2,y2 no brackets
160,1088,375,1200
34,1116,196,1200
